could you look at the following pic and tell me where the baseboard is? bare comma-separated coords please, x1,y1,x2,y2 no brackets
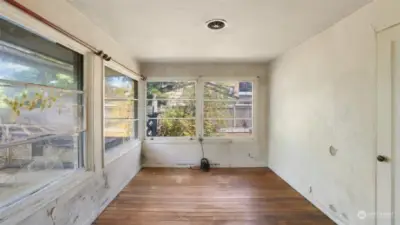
142,162,267,168
268,166,347,225
82,165,142,225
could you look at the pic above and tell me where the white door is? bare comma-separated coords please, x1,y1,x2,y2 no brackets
377,24,400,225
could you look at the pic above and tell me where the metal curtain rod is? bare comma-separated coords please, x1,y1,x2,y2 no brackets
4,0,145,80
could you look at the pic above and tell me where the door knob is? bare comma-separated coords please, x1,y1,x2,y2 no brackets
377,155,389,162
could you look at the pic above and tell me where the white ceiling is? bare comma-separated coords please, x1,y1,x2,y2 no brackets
69,0,371,62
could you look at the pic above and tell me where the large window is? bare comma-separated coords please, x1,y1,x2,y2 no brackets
146,81,196,138
0,18,85,207
145,80,254,139
203,81,253,137
104,66,138,153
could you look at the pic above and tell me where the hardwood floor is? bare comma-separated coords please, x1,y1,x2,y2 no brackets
94,168,334,225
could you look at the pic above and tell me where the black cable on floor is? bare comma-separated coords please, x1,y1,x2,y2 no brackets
199,137,210,172
200,138,205,159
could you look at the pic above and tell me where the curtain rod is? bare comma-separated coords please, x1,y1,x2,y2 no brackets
4,0,145,80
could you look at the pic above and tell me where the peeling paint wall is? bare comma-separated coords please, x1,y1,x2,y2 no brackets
13,146,141,225
0,1,142,225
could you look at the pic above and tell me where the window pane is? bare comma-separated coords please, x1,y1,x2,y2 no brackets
0,82,85,144
104,67,138,153
204,100,252,119
203,81,253,137
146,119,195,137
146,81,196,137
239,82,253,92
105,67,137,99
105,100,138,119
147,81,195,99
204,119,252,137
0,21,82,90
204,81,239,100
104,119,138,151
0,17,84,208
0,134,79,206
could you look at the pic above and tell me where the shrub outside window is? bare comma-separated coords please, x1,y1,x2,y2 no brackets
146,81,196,138
104,66,138,153
145,80,253,139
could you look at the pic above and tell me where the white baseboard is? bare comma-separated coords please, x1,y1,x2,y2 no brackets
142,161,267,168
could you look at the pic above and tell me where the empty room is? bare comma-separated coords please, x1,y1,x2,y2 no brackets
0,0,399,225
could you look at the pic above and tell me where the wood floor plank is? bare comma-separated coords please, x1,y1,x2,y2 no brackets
94,168,334,225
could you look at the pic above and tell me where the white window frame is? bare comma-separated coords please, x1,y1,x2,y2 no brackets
103,61,142,165
144,76,258,142
0,1,96,218
199,77,257,141
145,77,197,141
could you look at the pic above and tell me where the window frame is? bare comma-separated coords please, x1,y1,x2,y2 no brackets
200,77,257,141
0,4,93,213
144,76,258,142
145,78,198,141
103,60,141,165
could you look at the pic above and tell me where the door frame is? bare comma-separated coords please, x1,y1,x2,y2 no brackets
377,24,400,225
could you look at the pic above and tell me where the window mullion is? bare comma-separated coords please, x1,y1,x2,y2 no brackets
196,80,204,138
85,53,104,172
141,80,147,140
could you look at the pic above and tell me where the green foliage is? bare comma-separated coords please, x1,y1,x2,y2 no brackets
151,82,233,137
158,107,196,136
0,72,76,117
2,89,58,116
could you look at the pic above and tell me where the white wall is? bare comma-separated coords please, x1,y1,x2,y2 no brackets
0,1,141,225
267,1,400,225
141,63,268,167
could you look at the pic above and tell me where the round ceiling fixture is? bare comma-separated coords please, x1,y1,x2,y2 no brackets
206,19,227,30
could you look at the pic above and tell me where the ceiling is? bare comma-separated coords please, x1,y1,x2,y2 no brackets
69,0,371,62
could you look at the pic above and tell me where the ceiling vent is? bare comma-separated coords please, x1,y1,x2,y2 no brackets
206,19,227,30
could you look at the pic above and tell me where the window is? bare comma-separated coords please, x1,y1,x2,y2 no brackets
145,80,254,139
0,18,85,207
146,81,196,137
239,82,253,93
203,81,253,137
104,66,138,153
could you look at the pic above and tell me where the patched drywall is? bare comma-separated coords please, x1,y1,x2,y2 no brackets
141,63,268,167
267,1,400,225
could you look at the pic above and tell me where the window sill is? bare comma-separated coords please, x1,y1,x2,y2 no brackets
144,137,256,144
104,140,142,165
0,170,92,225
